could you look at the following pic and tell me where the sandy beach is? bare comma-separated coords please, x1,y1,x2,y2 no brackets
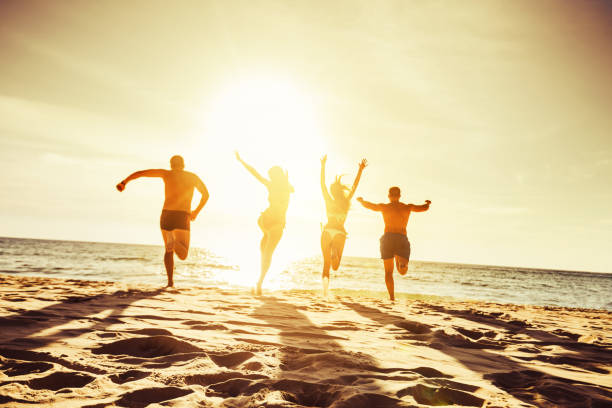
0,273,610,407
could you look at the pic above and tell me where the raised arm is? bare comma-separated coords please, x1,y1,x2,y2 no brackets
116,169,166,191
347,158,367,200
235,151,268,186
356,197,384,211
409,200,431,212
190,175,210,221
320,155,331,202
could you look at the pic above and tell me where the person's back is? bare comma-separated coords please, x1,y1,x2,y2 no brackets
319,156,367,298
235,152,295,295
116,155,209,287
357,186,430,301
380,202,412,234
324,199,349,230
266,179,292,216
163,170,200,212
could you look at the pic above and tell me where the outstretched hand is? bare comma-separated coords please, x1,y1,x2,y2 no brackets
359,158,368,169
320,154,327,166
116,181,126,192
425,200,431,205
356,197,364,203
234,151,242,162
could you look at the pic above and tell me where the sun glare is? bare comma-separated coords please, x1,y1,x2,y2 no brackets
195,76,328,279
204,76,325,166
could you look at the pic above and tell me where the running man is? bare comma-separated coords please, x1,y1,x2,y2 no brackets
116,155,209,287
357,187,430,301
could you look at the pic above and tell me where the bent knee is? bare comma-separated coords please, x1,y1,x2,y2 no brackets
398,267,408,276
175,250,188,260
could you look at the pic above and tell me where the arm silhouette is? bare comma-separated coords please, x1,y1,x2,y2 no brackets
116,169,166,191
409,200,431,212
320,155,331,203
191,176,210,221
357,197,384,211
347,158,367,201
235,151,268,186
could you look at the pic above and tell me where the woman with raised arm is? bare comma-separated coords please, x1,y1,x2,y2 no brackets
320,155,367,297
236,151,294,295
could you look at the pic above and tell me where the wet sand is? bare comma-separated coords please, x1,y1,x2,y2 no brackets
0,273,611,407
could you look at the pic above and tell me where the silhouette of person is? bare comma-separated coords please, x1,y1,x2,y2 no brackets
320,155,367,297
116,155,209,287
235,151,293,295
357,187,430,301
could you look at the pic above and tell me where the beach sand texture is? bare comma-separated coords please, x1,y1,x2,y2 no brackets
0,274,611,407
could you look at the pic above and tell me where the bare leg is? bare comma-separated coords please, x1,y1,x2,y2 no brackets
173,229,190,260
256,232,269,295
257,227,283,295
321,231,332,297
383,258,395,301
330,234,346,271
164,252,174,287
395,255,409,276
161,230,175,287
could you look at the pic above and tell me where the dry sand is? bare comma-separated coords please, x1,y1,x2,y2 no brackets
0,273,611,407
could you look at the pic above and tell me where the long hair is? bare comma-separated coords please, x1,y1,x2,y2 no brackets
268,166,291,189
330,175,350,211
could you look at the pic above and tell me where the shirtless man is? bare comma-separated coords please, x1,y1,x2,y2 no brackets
116,155,209,287
357,187,430,301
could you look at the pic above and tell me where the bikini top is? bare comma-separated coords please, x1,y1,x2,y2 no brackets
325,200,348,228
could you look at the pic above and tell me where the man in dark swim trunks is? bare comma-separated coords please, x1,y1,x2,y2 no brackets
116,155,209,287
357,187,430,301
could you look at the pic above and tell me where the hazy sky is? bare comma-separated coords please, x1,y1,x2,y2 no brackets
1,0,611,272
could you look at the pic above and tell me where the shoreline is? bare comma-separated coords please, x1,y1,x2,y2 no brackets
3,235,609,278
1,273,611,407
1,271,611,313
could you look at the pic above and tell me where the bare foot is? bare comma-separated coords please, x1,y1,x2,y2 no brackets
322,277,330,299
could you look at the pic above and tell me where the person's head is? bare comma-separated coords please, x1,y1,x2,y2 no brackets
388,186,401,203
170,155,184,170
330,176,350,201
268,166,286,182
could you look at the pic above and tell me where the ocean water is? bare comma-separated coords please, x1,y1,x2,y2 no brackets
1,237,611,311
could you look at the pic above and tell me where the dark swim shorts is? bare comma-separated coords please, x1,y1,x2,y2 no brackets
160,210,190,231
380,232,411,260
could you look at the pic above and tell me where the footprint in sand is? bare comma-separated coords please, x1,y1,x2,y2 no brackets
109,369,151,384
208,351,255,368
113,386,193,407
397,383,484,407
184,371,268,387
485,369,612,407
127,328,174,336
1,371,96,391
92,335,202,358
182,320,228,331
0,360,53,377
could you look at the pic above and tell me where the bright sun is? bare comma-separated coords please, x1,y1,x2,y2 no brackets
196,76,328,285
204,76,325,166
